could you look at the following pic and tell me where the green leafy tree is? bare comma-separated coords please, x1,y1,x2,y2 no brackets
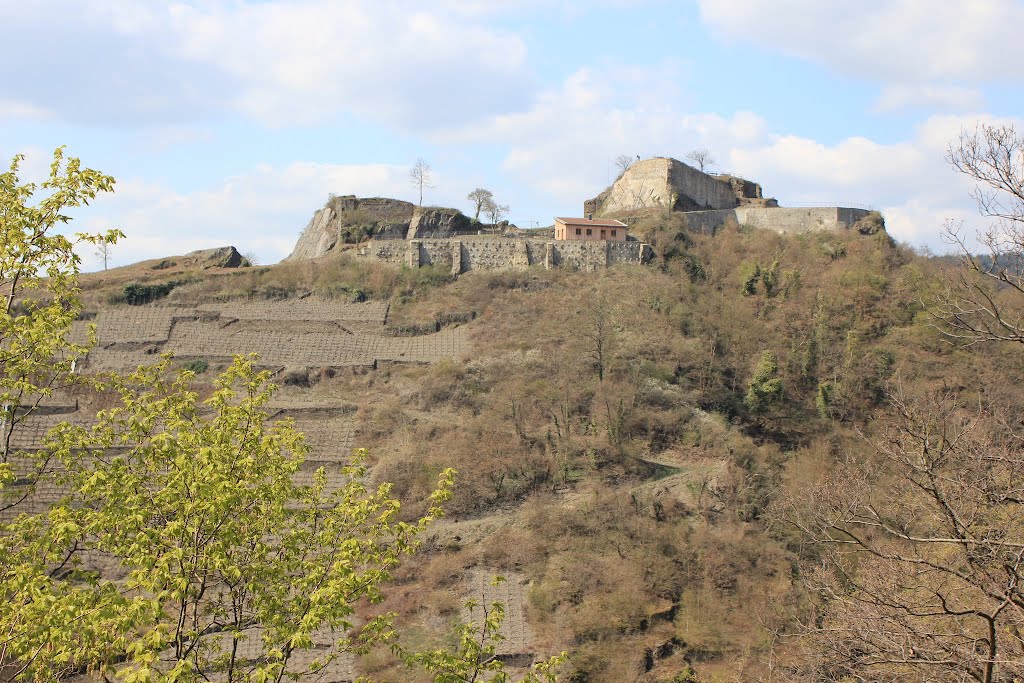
744,350,783,414
1,147,121,504
399,578,566,683
1,355,455,681
0,149,552,683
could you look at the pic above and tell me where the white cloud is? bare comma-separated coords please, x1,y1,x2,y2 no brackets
73,161,418,269
730,135,926,204
0,100,53,123
697,0,1024,94
132,126,216,154
0,145,63,186
437,64,768,201
882,200,977,246
0,0,532,129
727,114,1024,249
874,84,984,114
432,57,1023,252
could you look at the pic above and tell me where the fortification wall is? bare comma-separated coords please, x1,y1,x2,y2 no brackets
680,206,872,235
595,158,677,215
457,239,534,270
666,160,739,210
607,241,650,265
552,241,609,270
680,209,736,235
357,237,650,273
592,158,741,216
362,240,407,265
735,207,871,234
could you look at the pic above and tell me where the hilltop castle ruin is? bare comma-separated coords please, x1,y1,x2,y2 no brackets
287,157,877,273
585,156,871,236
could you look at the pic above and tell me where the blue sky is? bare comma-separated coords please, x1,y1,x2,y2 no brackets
3,0,1023,268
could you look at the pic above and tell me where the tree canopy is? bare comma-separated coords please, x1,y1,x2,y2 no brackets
0,149,562,683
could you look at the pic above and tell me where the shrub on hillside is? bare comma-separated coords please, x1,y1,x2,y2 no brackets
122,281,179,305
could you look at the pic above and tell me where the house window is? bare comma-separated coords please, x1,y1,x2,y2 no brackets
575,228,581,236
586,228,592,236
611,229,617,237
601,229,606,238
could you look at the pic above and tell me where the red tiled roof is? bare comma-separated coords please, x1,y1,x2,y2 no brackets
554,217,627,228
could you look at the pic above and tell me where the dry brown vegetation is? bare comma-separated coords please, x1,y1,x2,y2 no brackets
64,214,1024,682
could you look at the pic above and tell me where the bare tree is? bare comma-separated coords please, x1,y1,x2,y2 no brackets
409,157,434,206
685,148,715,172
467,188,493,221
613,154,634,176
95,241,112,270
484,199,509,229
784,124,1024,682
935,124,1024,346
579,295,618,382
783,388,1024,683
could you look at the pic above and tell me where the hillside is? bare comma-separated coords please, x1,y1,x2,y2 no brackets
9,212,1024,682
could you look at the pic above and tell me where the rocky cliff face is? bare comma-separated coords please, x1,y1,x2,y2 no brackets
287,196,474,261
406,207,471,238
585,157,774,218
287,196,414,261
152,246,250,270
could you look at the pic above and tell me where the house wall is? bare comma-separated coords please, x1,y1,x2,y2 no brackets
556,222,627,242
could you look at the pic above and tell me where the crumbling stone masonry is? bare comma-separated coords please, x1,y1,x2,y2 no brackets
356,237,653,274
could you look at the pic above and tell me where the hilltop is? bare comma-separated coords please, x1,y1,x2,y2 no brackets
11,132,1024,681
40,213,990,681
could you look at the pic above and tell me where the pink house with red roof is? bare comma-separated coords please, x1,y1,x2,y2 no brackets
554,216,628,241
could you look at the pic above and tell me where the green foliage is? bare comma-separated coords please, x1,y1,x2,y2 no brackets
739,262,761,296
181,358,209,374
1,147,121,484
744,350,784,414
815,380,837,419
760,257,781,297
853,210,885,235
666,667,700,682
0,355,455,682
336,208,379,244
818,239,847,261
122,281,178,305
397,577,567,682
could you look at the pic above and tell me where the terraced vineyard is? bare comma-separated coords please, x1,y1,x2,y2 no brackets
7,297,471,508
80,299,468,373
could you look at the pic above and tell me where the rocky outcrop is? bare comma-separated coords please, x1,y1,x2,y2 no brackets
289,206,341,261
287,196,475,261
149,247,250,270
194,246,248,268
287,196,415,261
585,157,775,218
406,207,472,239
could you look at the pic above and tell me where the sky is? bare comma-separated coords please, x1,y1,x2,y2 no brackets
3,0,1023,269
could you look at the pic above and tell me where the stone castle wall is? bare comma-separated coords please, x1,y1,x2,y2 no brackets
591,158,748,216
666,159,739,210
681,206,872,235
356,237,652,273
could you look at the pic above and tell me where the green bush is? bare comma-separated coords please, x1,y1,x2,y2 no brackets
122,281,178,305
182,359,209,374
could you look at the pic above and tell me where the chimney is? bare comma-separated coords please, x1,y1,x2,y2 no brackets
586,213,593,221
